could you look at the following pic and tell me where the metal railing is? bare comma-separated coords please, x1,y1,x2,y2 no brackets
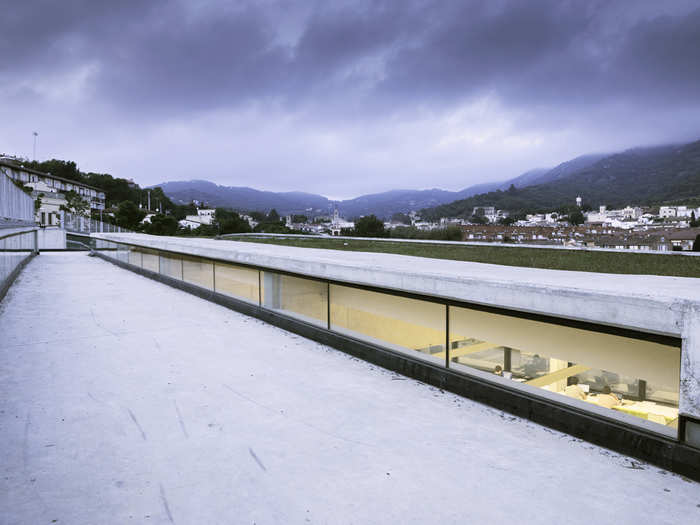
62,212,130,234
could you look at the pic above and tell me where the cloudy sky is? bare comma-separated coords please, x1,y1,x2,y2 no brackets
2,1,699,199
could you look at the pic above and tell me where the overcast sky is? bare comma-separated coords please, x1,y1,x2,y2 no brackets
2,1,699,199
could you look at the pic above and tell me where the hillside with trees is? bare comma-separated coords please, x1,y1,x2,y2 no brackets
421,140,700,219
22,159,178,216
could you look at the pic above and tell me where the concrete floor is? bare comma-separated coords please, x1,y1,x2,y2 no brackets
1,252,699,525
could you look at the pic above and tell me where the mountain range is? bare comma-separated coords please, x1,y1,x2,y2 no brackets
421,140,700,219
153,139,700,219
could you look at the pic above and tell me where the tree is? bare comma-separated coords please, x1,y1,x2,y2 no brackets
568,210,585,225
115,200,146,229
391,212,411,224
215,208,252,234
469,215,488,225
693,234,700,252
690,211,699,228
254,222,290,233
143,214,178,236
353,215,386,237
26,159,82,182
498,216,516,225
35,192,44,213
60,190,90,216
291,214,308,223
441,225,463,241
267,209,281,223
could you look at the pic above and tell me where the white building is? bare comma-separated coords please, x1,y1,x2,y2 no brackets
196,209,215,225
659,206,677,218
658,206,700,219
178,217,204,229
585,206,609,223
179,208,216,230
440,218,465,227
0,159,106,226
472,206,495,217
622,206,643,219
329,208,354,236
240,214,258,229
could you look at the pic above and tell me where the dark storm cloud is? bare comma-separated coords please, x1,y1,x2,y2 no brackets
2,1,699,196
378,1,700,111
3,0,698,116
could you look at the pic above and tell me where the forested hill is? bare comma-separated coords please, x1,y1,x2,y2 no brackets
421,140,700,219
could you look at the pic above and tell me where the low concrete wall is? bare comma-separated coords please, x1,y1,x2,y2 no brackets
37,228,66,250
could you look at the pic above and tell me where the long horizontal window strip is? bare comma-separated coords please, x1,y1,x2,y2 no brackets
95,241,682,438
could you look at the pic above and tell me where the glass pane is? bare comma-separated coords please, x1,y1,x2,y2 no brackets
182,256,213,290
449,305,680,434
214,262,259,304
262,272,327,327
141,249,159,273
330,284,445,365
124,245,140,266
117,242,129,264
159,252,182,280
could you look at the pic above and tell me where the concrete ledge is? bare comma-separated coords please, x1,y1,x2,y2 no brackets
92,233,698,337
94,251,700,481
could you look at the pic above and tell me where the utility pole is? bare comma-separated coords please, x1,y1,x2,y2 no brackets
147,190,151,211
32,131,38,160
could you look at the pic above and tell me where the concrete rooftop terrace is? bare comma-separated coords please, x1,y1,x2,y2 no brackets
1,252,699,524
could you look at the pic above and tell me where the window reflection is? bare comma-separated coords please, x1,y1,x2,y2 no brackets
330,284,445,365
128,246,142,267
141,249,159,273
182,256,213,290
449,306,680,433
262,272,327,327
159,253,182,280
214,263,259,304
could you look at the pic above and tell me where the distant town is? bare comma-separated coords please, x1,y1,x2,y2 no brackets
178,198,700,252
2,155,699,252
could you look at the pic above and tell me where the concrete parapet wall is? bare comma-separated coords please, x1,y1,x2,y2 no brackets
37,228,67,250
